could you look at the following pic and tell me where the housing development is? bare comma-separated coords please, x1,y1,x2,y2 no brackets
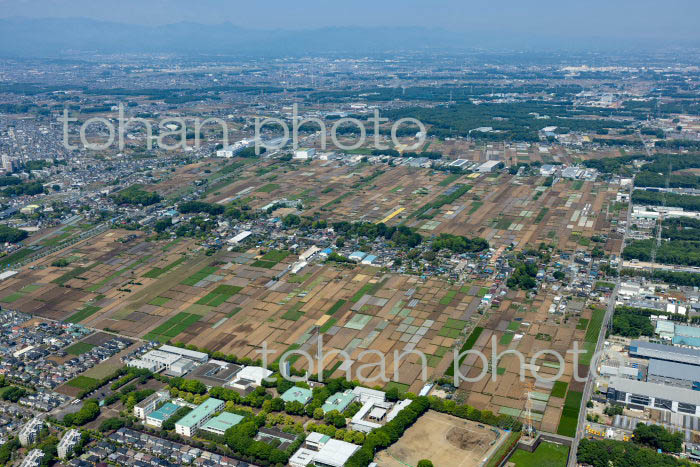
0,9,699,467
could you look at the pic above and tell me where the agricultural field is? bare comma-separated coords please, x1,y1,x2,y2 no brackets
0,152,617,435
64,342,95,355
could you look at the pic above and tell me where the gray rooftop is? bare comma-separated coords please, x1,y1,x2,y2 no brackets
609,377,700,406
630,340,700,365
648,359,700,382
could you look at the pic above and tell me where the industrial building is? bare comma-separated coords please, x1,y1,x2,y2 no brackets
607,377,700,416
294,148,315,160
628,340,700,366
130,346,205,376
58,429,82,459
647,359,700,390
158,345,209,363
476,160,501,173
175,398,225,437
600,360,641,380
672,324,700,348
133,350,195,376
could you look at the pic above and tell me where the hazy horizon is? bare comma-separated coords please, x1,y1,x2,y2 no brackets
0,0,698,42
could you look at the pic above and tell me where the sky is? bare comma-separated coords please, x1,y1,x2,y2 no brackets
0,0,699,41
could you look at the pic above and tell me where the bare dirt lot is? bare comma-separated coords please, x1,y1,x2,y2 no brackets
375,410,506,467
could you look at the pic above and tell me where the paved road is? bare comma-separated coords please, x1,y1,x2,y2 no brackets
567,177,634,466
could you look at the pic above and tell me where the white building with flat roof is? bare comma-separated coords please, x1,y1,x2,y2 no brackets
139,350,181,372
477,160,501,173
229,366,273,389
294,148,316,160
352,387,385,404
158,345,209,363
290,434,360,467
314,439,360,467
134,390,170,419
228,231,252,244
175,398,225,437
127,358,159,372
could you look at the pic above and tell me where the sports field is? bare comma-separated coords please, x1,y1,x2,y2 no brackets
509,441,569,467
376,411,506,467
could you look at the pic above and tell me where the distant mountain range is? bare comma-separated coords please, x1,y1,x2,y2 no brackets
0,17,696,57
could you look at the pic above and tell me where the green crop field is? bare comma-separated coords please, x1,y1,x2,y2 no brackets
350,279,386,302
326,299,347,315
500,333,515,345
439,289,458,305
148,296,171,306
65,342,95,355
446,327,483,376
319,318,337,333
444,318,468,329
0,292,24,303
507,321,521,331
180,266,218,286
52,263,99,286
534,207,549,224
144,256,187,278
438,173,461,187
557,390,583,437
66,305,101,324
41,231,72,247
437,327,461,338
0,248,36,268
144,312,202,342
551,381,568,398
468,201,484,215
281,303,305,321
257,183,280,193
579,306,606,366
384,381,410,393
196,284,243,306
67,375,99,389
261,249,290,263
